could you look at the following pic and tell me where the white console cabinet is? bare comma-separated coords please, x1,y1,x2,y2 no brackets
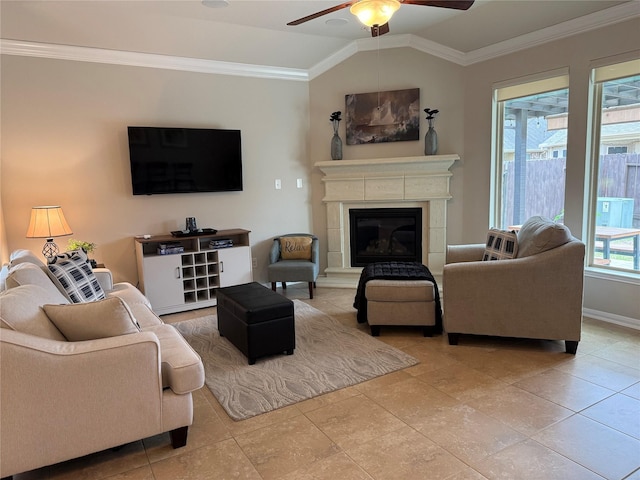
135,229,252,315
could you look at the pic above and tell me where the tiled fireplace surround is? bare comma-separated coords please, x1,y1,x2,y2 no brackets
315,155,459,287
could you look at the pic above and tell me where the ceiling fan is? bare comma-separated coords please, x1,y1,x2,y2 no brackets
287,0,475,37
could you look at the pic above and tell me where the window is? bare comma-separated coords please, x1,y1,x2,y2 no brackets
492,73,570,228
587,60,640,273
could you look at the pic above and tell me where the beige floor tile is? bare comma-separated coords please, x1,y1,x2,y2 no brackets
296,385,362,414
150,438,262,480
234,414,340,480
513,368,615,412
278,452,374,480
47,441,149,480
580,393,640,439
623,381,640,400
590,339,640,370
358,376,460,426
415,403,526,465
533,414,640,479
104,466,155,480
305,394,406,448
554,354,640,391
445,467,489,479
467,385,574,436
474,439,604,480
347,425,469,480
418,363,511,402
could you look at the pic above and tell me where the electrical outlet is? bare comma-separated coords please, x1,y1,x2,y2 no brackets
275,179,282,190
296,178,303,188
252,257,257,268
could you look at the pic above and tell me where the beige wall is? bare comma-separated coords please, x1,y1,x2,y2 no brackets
1,55,311,284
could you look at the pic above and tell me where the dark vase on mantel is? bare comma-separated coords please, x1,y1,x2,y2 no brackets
424,118,438,155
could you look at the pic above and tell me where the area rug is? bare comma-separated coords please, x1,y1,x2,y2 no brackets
174,299,418,421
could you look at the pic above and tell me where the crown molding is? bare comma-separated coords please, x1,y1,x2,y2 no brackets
462,2,640,66
2,3,638,81
0,39,309,82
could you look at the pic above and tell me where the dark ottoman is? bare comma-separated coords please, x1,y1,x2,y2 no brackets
216,282,295,365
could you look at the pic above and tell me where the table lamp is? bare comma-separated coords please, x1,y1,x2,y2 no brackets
26,206,73,260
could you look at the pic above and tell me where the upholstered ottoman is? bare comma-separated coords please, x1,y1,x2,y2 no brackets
216,282,295,365
365,279,437,337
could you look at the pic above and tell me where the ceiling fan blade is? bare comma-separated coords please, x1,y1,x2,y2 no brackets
401,0,474,10
371,23,390,37
287,2,355,26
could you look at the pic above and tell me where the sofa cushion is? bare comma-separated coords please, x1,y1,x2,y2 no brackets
106,283,161,328
47,251,105,303
9,249,47,268
6,262,60,293
42,297,140,341
482,228,518,261
142,324,205,394
0,284,67,340
280,236,312,260
517,216,572,258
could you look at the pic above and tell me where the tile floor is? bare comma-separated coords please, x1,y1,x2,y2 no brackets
13,286,640,480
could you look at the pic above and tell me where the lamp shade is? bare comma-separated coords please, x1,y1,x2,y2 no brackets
26,206,73,239
350,0,400,27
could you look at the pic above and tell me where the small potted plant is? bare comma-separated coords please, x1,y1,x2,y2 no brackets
67,239,98,268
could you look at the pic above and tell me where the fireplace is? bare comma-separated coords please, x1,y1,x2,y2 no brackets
349,208,422,266
315,154,458,286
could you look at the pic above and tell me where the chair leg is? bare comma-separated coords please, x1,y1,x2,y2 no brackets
447,333,460,345
565,340,578,354
271,282,276,292
282,282,287,290
308,282,313,299
170,426,189,448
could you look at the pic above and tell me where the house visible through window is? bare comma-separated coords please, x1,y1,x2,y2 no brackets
492,73,570,228
587,60,640,273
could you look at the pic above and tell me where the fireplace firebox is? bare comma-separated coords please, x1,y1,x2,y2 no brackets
349,208,422,267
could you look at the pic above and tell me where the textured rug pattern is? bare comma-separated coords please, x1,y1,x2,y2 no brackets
175,299,418,420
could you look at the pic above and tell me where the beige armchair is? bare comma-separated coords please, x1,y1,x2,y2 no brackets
443,217,585,354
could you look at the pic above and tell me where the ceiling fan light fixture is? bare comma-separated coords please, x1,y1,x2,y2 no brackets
350,0,400,27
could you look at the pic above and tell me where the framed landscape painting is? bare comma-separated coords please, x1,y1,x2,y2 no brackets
345,88,420,145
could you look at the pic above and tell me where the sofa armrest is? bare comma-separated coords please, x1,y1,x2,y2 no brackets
93,267,113,291
446,244,486,264
0,329,164,477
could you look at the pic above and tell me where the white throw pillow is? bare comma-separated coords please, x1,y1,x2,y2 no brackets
517,216,572,258
42,297,140,341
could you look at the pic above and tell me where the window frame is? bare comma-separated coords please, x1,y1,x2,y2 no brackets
490,69,570,228
585,58,640,277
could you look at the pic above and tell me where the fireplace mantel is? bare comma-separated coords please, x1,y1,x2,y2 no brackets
315,154,459,287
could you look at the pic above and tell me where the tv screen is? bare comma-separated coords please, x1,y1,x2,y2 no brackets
127,126,243,195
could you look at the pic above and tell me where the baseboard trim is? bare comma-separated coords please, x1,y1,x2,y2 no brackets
583,308,640,331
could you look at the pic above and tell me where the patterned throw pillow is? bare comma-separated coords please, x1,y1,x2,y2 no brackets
280,236,313,260
482,229,518,261
47,250,105,303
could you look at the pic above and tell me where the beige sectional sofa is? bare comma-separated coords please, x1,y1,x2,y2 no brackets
0,250,205,479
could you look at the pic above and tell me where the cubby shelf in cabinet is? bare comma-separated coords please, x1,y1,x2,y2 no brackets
134,229,252,315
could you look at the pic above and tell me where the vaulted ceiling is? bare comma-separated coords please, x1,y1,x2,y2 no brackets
1,0,638,72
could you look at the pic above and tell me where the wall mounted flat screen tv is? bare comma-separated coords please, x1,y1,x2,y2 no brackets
128,126,243,195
